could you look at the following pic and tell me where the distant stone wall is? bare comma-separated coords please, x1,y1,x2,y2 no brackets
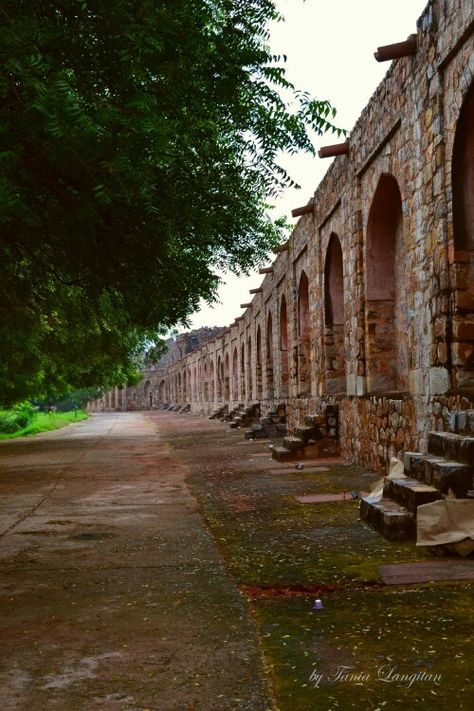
95,0,474,475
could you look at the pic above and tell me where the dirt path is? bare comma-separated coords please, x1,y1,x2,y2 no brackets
0,413,271,711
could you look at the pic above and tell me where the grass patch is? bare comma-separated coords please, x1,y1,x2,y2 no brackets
0,410,88,440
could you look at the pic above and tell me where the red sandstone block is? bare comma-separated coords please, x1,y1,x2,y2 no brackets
453,291,474,312
452,342,474,367
449,248,470,264
453,321,474,342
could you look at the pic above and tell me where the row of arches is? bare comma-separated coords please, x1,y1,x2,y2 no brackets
165,75,474,405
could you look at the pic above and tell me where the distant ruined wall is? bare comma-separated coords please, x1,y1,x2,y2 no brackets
95,0,474,475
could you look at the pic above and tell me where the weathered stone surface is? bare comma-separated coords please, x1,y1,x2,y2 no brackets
93,0,474,484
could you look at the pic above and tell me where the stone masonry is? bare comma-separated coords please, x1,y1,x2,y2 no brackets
94,0,474,478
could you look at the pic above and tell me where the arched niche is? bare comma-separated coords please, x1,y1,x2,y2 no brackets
224,352,230,401
297,271,311,396
247,337,253,400
204,362,209,401
324,233,346,394
256,325,263,399
240,343,246,400
210,360,215,401
279,294,289,397
216,356,222,400
266,312,274,398
451,80,474,387
144,380,152,409
232,347,239,400
365,173,407,392
159,379,166,402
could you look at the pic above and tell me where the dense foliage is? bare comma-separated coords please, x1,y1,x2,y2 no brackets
34,386,105,412
0,1,342,406
0,402,37,433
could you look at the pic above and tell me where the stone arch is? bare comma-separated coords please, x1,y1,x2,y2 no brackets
240,342,246,400
266,311,274,398
297,270,311,396
247,337,253,400
210,359,215,401
159,379,166,403
216,356,223,400
256,325,263,399
451,79,474,387
182,368,187,403
365,173,407,392
224,352,230,401
232,346,239,400
144,380,152,409
204,362,209,401
279,294,289,397
324,233,346,394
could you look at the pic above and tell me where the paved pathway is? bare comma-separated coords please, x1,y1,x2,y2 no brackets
0,413,269,710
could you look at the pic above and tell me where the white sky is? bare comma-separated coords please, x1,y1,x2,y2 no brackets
188,0,428,331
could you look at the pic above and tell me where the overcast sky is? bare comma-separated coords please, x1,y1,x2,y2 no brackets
188,0,428,331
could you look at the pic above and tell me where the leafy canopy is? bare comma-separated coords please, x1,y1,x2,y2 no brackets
0,0,343,406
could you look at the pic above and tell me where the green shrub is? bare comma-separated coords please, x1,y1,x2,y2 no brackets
13,401,37,428
0,402,37,433
0,412,20,433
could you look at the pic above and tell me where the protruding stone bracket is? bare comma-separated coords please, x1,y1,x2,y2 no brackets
274,242,290,253
291,204,313,218
374,34,417,62
249,287,263,294
318,141,350,159
259,267,274,274
240,303,252,308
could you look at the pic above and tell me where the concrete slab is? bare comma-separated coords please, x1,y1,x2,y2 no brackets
0,412,270,709
294,492,368,504
378,559,474,585
269,466,330,475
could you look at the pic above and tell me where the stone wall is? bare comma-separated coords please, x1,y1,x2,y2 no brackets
94,0,474,475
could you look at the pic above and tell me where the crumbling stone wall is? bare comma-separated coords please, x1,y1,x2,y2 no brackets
95,0,474,475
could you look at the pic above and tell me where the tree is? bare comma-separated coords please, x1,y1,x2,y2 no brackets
0,0,343,406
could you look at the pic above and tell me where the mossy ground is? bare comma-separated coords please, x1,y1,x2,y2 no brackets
174,424,473,709
253,587,473,710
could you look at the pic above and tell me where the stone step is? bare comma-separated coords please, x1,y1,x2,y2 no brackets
283,436,305,452
403,451,445,483
271,446,294,461
294,425,319,442
360,496,415,541
403,451,473,497
431,460,473,497
428,431,474,464
383,477,442,513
